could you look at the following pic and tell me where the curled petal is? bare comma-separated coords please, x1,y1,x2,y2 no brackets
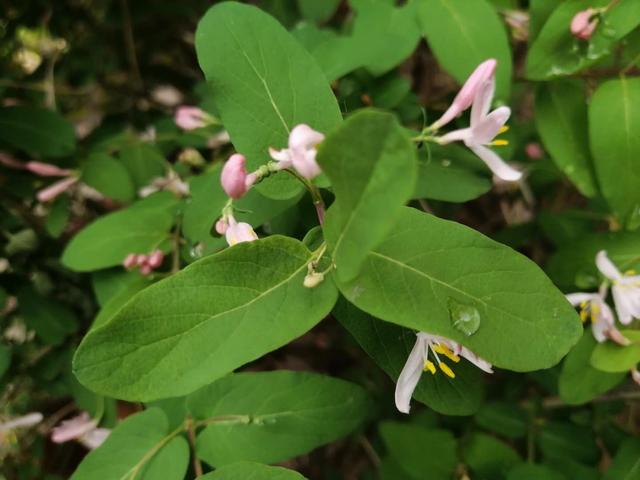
470,78,496,127
268,147,292,167
566,292,599,307
595,250,622,281
289,124,324,150
291,148,321,179
468,106,511,145
225,222,258,246
395,334,428,414
468,145,522,181
459,346,493,374
612,286,636,325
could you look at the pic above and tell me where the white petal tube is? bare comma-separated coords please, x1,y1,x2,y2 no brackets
468,144,522,181
395,335,427,414
595,250,622,281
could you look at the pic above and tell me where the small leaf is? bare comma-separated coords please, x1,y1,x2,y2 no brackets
475,402,528,439
320,110,417,283
603,438,640,480
463,433,521,479
199,462,308,480
296,0,340,23
45,194,70,237
591,330,640,373
73,236,339,401
559,331,626,404
81,153,135,203
536,422,599,464
507,464,566,480
119,143,166,189
187,371,370,466
0,106,75,157
195,2,342,199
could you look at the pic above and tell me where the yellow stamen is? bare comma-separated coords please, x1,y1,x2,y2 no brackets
423,360,436,375
491,139,509,146
438,362,456,378
590,302,600,323
625,269,637,275
579,308,588,323
499,126,510,134
433,344,461,363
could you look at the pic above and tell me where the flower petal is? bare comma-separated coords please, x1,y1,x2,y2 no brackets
566,292,599,306
470,78,496,127
289,124,324,150
469,106,510,145
595,250,622,281
395,334,427,414
437,127,473,145
468,144,522,181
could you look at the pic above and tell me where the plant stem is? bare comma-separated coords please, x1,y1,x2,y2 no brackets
187,418,203,477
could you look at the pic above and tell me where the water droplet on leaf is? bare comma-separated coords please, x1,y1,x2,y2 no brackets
448,298,481,336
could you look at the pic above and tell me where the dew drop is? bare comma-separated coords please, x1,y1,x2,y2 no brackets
448,298,481,336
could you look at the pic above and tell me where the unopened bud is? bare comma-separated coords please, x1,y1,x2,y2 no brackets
147,250,164,269
303,272,325,288
571,8,598,41
123,253,137,269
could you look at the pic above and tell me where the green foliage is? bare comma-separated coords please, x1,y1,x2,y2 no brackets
200,462,307,479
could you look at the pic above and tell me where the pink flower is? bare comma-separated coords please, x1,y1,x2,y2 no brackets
430,59,497,130
25,161,73,177
571,8,598,40
221,154,252,199
225,217,258,246
147,250,164,269
566,292,626,344
37,176,79,202
51,412,97,444
174,106,208,130
269,124,324,179
123,253,138,269
215,219,228,235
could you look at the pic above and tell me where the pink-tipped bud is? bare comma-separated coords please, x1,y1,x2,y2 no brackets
139,263,153,276
0,151,24,169
123,253,137,269
25,161,73,177
175,106,207,130
432,59,497,130
571,8,598,40
525,142,544,160
215,219,228,235
36,177,79,203
221,154,249,199
135,254,148,267
147,250,164,269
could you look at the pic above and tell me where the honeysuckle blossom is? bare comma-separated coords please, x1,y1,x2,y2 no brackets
139,170,189,198
25,161,73,177
37,176,80,202
566,291,628,345
269,124,324,179
221,153,256,199
571,8,599,40
396,332,492,414
429,59,497,131
174,106,210,130
437,76,522,182
225,217,258,246
0,412,43,433
51,412,110,450
0,158,81,203
596,250,640,325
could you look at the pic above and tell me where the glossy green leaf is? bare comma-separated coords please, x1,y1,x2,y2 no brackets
0,106,75,157
475,402,528,438
195,2,342,199
337,206,582,372
81,153,135,203
73,236,339,401
61,195,177,272
537,422,599,463
417,0,512,99
589,77,640,227
591,330,640,373
119,143,166,189
335,299,484,415
379,422,457,480
603,438,640,480
527,0,640,80
535,80,596,197
71,408,188,480
200,462,307,480
507,464,566,480
188,371,370,466
463,433,520,480
320,110,417,283
559,331,626,404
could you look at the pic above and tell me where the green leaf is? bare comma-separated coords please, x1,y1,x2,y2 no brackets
195,2,342,199
335,299,484,415
71,408,188,480
559,330,626,404
182,167,228,244
200,462,307,480
463,433,521,480
81,153,135,203
591,330,640,373
320,110,417,283
0,106,75,157
416,0,512,99
379,422,457,480
475,402,528,438
45,194,70,237
603,438,640,480
188,371,370,466
589,77,640,227
535,80,596,197
526,0,640,80
507,464,566,480
337,206,582,372
546,458,599,480
119,143,166,189
73,236,339,401
536,422,599,463
61,196,177,272
297,0,340,23
17,288,77,346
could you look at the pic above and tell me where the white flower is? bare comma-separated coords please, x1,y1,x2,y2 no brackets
437,77,522,182
225,217,258,247
269,124,324,179
596,250,640,325
0,412,43,433
51,412,111,450
395,332,492,414
78,427,110,450
566,292,627,344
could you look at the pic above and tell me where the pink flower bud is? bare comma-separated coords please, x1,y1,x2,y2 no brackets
25,161,73,177
215,219,228,235
135,254,148,267
51,412,97,444
221,154,249,199
571,8,598,40
525,142,544,160
0,151,24,169
432,59,497,130
36,177,79,202
139,263,153,276
225,221,258,246
147,250,164,269
123,253,138,269
174,106,207,130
